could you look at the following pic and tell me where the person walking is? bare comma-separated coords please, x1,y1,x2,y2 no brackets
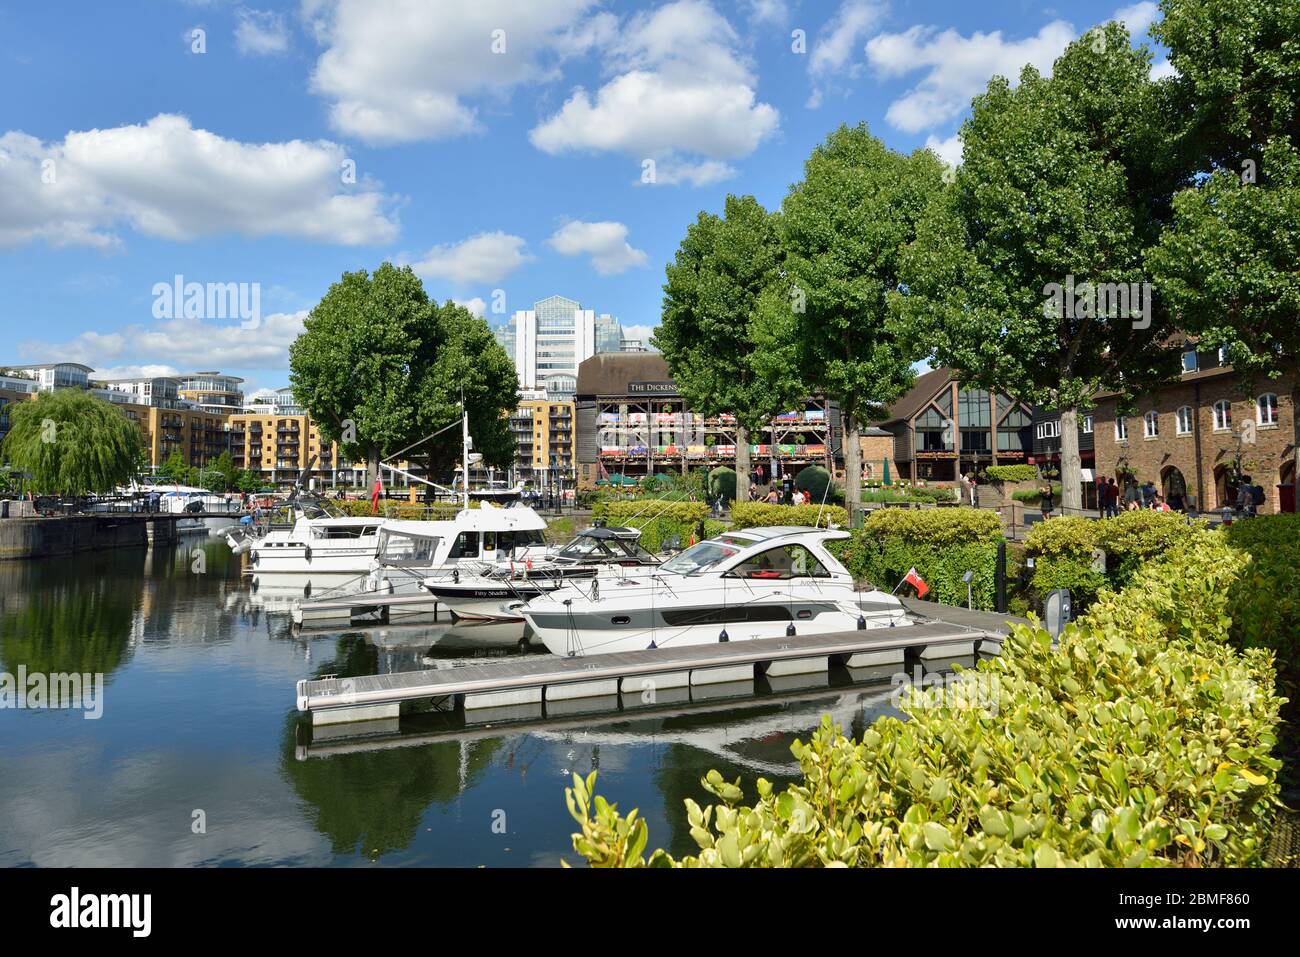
1094,474,1106,513
1124,478,1141,511
1140,479,1157,509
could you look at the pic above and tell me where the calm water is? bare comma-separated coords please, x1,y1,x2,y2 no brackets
0,538,913,867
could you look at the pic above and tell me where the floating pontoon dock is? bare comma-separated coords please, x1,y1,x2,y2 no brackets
295,601,1029,726
292,591,442,624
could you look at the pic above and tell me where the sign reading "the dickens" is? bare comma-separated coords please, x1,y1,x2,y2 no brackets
627,381,678,395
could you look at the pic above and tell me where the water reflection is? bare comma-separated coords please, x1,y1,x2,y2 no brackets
1,538,941,866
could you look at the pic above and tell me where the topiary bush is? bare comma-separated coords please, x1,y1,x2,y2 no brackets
794,465,833,504
565,530,1284,867
729,502,848,529
707,467,736,504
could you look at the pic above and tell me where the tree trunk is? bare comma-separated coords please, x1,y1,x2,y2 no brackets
366,446,380,490
1059,407,1083,515
843,407,861,520
735,424,750,504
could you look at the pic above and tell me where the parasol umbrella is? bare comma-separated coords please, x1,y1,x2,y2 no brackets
882,458,891,486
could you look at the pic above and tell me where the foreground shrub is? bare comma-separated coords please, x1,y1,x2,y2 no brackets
592,500,708,524
1222,514,1300,695
834,508,1003,607
566,531,1283,867
729,502,848,528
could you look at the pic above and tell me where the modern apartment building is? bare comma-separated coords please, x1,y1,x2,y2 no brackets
177,372,245,415
509,399,575,487
508,295,626,396
0,371,39,446
227,410,347,485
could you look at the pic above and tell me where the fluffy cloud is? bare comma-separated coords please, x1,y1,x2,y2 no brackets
530,0,778,183
0,114,398,249
924,132,963,169
864,4,1160,135
806,0,887,107
410,231,533,285
454,296,487,317
865,20,1077,133
619,323,658,351
548,221,648,275
305,0,604,144
18,311,308,373
235,9,290,56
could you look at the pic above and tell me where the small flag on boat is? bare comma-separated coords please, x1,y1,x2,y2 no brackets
902,567,929,599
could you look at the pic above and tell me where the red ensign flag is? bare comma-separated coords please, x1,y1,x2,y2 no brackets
370,479,382,514
903,567,929,599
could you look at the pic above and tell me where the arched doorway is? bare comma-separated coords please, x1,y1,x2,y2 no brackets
1161,466,1188,511
1214,464,1238,510
1280,459,1296,513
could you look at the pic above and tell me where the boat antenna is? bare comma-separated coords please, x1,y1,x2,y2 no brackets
461,393,471,512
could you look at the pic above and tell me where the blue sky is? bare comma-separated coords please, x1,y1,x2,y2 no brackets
0,0,1170,397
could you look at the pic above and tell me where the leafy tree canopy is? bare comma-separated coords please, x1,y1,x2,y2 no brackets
2,389,141,495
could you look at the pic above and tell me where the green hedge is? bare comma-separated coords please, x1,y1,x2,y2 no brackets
983,464,1038,483
331,499,465,520
833,508,1003,608
729,502,848,529
592,500,708,524
1023,510,1205,609
566,530,1283,867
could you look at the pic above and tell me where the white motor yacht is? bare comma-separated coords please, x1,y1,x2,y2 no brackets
519,526,910,657
421,525,660,621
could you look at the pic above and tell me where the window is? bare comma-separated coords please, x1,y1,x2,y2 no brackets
448,532,481,559
1082,415,1093,434
1257,393,1279,426
1143,411,1159,438
1213,400,1232,431
957,388,991,427
728,544,830,580
915,406,952,451
1176,406,1193,435
1182,350,1198,373
1115,417,1128,441
998,406,1032,452
1035,420,1060,440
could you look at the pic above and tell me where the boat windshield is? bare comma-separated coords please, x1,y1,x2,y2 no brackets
659,535,752,575
378,532,441,566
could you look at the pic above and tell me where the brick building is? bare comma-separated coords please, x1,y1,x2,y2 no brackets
1092,348,1296,514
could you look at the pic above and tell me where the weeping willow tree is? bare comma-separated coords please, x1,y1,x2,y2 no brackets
2,390,142,494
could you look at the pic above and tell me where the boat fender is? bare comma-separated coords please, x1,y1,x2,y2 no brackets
786,623,796,636
857,615,867,630
304,545,312,562
453,568,460,584
719,628,729,643
250,549,259,564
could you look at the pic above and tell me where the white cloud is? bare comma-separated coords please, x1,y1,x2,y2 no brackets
863,4,1161,135
19,311,308,372
1150,58,1178,80
647,158,736,187
1112,2,1159,38
454,296,487,317
411,231,532,285
530,0,778,182
806,0,887,106
745,0,789,26
235,9,290,56
306,0,604,144
924,132,963,168
548,221,648,275
0,114,398,249
865,20,1077,133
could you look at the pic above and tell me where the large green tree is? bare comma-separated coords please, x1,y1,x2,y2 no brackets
2,389,141,495
778,124,943,516
290,263,516,490
1148,0,1300,472
655,194,798,502
896,23,1184,514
